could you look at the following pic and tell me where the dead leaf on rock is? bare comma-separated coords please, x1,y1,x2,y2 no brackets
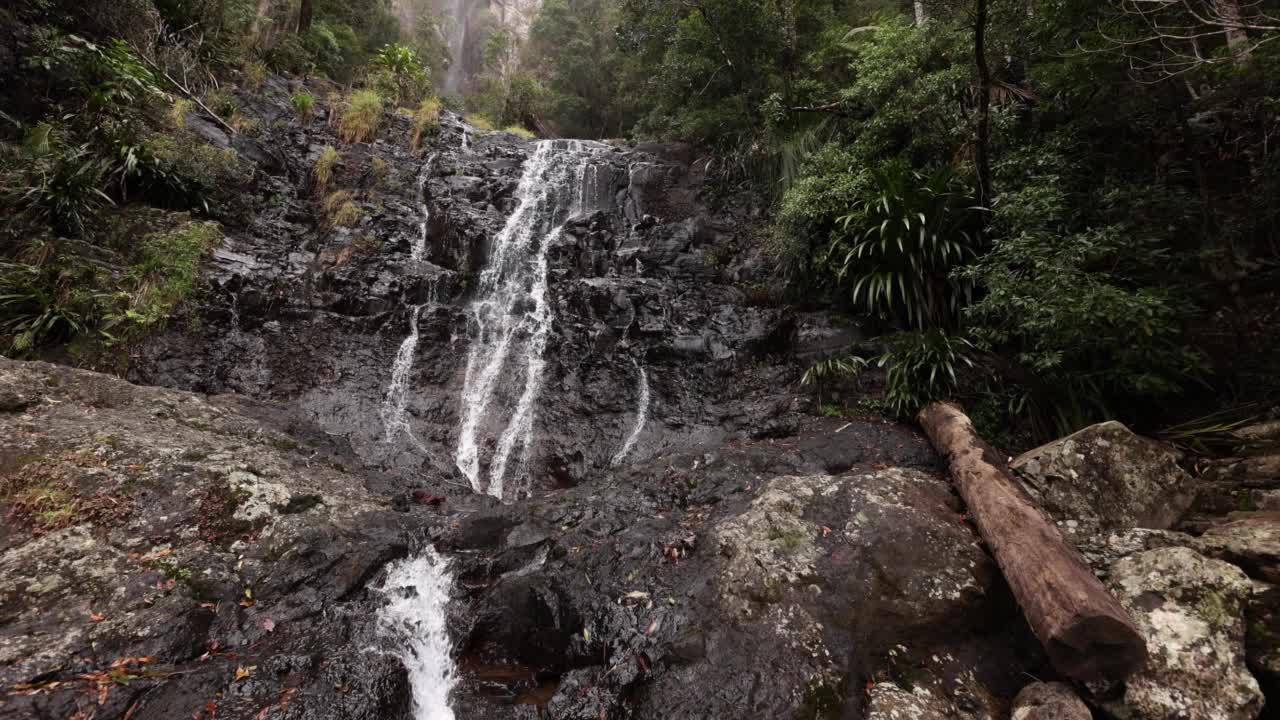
234,665,256,682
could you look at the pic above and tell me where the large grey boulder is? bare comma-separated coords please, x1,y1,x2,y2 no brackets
1103,547,1264,720
710,469,998,631
0,359,410,719
1011,421,1198,536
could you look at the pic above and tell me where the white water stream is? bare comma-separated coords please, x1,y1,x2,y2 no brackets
444,0,469,93
411,154,438,263
454,140,604,499
380,304,424,443
611,361,650,466
377,548,457,720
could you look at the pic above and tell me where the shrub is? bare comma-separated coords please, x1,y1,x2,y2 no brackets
959,223,1209,436
463,113,494,133
204,88,239,118
264,32,314,75
876,330,977,417
371,43,430,104
106,220,223,335
829,159,981,330
0,257,107,354
370,156,389,182
339,90,383,143
169,98,193,129
313,146,339,189
410,96,442,150
134,132,252,210
241,60,268,89
230,112,259,136
2,127,113,237
291,92,316,124
503,125,536,139
323,191,362,227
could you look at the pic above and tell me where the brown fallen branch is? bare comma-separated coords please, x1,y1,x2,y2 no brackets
917,401,1147,683
127,42,237,136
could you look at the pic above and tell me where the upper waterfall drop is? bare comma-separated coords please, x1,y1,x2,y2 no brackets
454,140,607,500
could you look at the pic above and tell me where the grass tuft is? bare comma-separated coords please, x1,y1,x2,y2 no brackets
291,92,316,125
411,97,443,151
339,90,384,144
503,125,536,139
323,191,362,228
313,146,339,189
463,113,495,133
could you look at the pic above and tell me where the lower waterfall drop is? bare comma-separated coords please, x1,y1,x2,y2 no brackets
377,549,457,720
611,361,650,467
454,140,605,499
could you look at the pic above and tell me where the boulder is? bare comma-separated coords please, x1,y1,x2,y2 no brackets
1011,421,1198,536
1195,519,1280,583
1237,421,1280,449
1103,547,1264,720
710,469,998,632
0,359,412,719
1011,682,1091,720
1246,581,1280,691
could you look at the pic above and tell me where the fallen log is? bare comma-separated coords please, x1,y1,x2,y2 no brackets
918,401,1147,683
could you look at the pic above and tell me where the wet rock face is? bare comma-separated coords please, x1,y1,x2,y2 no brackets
1011,421,1198,536
130,77,796,494
0,359,409,720
1103,546,1264,720
438,421,1040,719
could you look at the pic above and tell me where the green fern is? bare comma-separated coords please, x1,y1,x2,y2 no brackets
830,160,981,329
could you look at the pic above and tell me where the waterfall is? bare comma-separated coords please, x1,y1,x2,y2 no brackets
611,361,650,466
381,304,424,443
411,154,438,263
455,140,604,499
444,0,468,93
377,548,456,720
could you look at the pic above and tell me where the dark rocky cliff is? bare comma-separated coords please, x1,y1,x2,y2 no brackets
11,75,1276,720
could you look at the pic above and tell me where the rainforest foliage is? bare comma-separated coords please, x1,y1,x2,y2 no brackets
514,0,1280,443
2,0,1278,445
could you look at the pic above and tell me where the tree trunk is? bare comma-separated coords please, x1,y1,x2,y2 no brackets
917,402,1148,683
297,0,315,33
250,0,273,45
914,0,928,26
973,0,993,206
1215,0,1251,58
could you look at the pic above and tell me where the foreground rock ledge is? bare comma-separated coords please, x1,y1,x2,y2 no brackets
0,359,410,720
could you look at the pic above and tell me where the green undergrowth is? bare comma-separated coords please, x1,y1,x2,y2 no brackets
0,210,223,359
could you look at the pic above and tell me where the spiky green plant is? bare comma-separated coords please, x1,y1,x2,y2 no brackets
291,92,316,125
830,160,981,330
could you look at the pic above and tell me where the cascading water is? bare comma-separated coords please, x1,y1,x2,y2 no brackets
454,140,605,499
611,361,650,466
380,304,424,443
444,0,468,93
377,548,457,720
411,154,438,263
